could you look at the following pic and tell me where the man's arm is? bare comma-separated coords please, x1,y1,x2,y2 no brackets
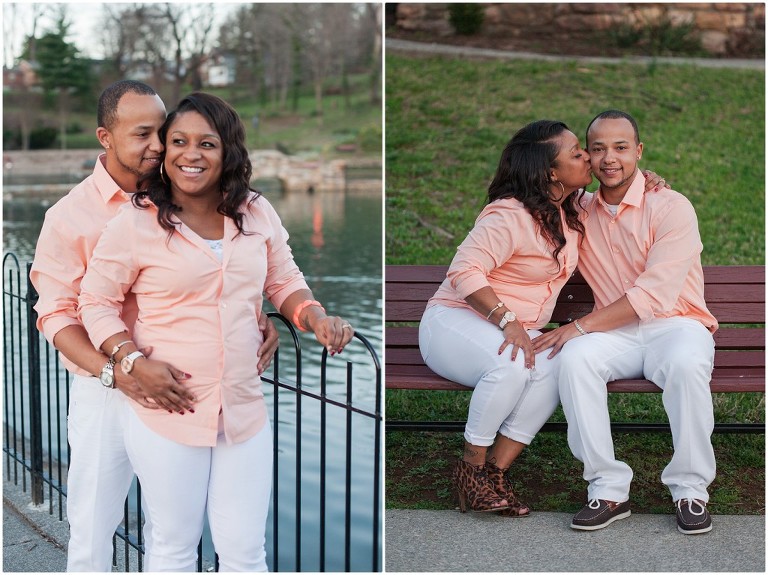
531,295,639,358
53,325,158,408
256,314,279,374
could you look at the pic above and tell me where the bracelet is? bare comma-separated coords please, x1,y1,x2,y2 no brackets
573,319,589,336
109,340,133,361
292,300,325,332
486,302,505,320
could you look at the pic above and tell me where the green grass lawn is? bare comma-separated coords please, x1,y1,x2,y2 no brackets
385,53,765,514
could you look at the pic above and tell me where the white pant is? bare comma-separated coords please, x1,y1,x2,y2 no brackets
419,305,561,446
557,317,716,503
66,375,151,572
123,405,273,572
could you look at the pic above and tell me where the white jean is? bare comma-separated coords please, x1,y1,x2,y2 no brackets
123,405,273,572
66,374,151,572
557,317,716,503
419,304,561,446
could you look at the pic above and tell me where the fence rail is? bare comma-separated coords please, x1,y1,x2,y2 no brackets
2,252,382,572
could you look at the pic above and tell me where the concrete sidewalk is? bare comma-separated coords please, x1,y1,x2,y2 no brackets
386,38,766,70
386,508,765,572
3,475,144,573
5,472,766,573
3,475,68,573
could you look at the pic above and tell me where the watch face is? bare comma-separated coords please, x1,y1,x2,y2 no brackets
100,361,115,387
121,357,131,373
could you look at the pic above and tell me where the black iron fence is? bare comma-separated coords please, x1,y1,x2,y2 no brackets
2,253,382,572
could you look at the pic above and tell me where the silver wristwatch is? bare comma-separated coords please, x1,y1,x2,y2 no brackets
99,359,116,388
498,310,517,330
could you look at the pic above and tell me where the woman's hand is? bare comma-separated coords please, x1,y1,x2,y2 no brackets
129,357,196,414
311,315,354,356
498,321,535,369
642,170,669,192
113,345,160,409
531,323,581,359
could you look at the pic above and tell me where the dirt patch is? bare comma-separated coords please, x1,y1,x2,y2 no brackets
387,434,766,515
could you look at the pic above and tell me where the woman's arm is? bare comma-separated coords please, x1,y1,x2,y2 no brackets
465,287,536,369
97,332,195,414
280,289,354,355
78,213,195,413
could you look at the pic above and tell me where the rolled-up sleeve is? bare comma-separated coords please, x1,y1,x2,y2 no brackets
625,198,702,320
447,208,517,300
30,216,88,345
78,214,138,350
261,200,309,310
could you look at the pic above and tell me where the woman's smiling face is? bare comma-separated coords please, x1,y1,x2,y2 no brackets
164,110,224,201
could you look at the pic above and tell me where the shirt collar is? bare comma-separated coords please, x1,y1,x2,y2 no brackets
597,169,645,208
93,153,129,204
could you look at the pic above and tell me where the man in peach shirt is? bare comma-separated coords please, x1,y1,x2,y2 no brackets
533,110,717,535
30,80,278,571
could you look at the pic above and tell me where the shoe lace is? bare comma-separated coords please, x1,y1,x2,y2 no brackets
587,499,601,510
677,498,706,516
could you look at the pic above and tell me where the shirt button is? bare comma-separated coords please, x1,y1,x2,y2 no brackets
221,302,227,309
613,247,620,253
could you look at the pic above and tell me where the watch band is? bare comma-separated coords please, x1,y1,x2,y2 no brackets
121,351,145,374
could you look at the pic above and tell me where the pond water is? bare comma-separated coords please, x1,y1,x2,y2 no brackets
2,179,383,571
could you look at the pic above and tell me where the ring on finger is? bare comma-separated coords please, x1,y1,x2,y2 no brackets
342,323,352,330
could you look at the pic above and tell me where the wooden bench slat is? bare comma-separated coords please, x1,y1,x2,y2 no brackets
386,265,766,284
386,326,766,351
386,346,766,372
388,282,765,305
386,372,765,393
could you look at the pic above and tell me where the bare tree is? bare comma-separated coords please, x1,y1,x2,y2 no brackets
368,3,382,104
293,4,342,121
162,3,215,103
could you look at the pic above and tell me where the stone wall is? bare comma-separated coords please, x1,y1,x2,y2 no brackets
395,3,765,56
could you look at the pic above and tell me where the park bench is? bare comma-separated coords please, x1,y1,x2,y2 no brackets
386,265,765,434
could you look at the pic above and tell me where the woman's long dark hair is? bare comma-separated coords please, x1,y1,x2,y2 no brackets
487,120,585,268
133,92,258,236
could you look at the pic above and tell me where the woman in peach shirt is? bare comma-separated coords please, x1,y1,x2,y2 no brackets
79,93,353,571
419,120,594,515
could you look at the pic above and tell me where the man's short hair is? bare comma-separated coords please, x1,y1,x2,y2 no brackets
586,109,641,145
97,80,157,130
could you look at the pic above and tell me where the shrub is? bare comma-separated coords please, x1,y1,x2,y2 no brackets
29,127,58,150
448,4,484,36
357,123,382,152
609,15,704,56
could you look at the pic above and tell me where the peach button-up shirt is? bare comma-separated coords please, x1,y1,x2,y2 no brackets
78,193,309,447
428,197,580,329
30,154,138,376
577,170,717,332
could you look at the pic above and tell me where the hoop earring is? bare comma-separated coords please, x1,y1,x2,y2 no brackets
550,180,565,202
159,162,168,185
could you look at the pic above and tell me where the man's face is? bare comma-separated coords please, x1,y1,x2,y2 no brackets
586,117,643,194
102,93,166,189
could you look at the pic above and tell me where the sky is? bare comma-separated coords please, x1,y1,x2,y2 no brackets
3,1,241,66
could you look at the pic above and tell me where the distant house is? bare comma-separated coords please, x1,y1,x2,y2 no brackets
2,60,39,90
205,52,237,87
